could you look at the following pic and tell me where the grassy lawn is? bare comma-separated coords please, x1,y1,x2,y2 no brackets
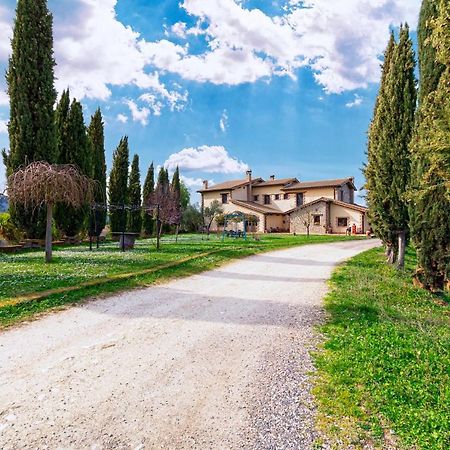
313,247,450,450
0,233,359,328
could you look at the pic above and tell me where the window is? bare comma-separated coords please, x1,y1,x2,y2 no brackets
284,193,289,200
337,217,348,227
296,193,304,207
253,195,259,202
221,193,228,204
264,195,271,205
313,215,321,225
275,194,280,200
339,190,344,201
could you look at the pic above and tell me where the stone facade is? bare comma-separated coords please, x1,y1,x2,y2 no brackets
290,201,329,235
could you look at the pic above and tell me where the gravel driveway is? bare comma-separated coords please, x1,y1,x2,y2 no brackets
0,239,380,449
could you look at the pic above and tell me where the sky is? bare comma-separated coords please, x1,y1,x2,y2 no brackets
0,0,422,204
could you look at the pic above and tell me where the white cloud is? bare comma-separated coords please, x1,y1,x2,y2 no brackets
0,119,7,134
0,6,12,61
0,89,8,106
147,0,421,92
126,100,150,126
0,0,422,100
345,94,363,108
165,145,249,174
116,113,128,123
219,110,228,133
181,175,210,189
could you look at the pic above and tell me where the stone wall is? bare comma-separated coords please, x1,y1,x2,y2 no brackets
289,201,328,234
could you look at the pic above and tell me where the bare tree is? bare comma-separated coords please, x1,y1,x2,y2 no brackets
8,162,94,262
144,183,180,250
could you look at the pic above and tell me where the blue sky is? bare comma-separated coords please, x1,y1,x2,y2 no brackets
0,0,422,203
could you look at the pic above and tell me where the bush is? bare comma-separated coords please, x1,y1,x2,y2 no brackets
0,213,23,243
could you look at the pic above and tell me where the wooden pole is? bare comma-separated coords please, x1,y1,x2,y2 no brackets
45,203,53,263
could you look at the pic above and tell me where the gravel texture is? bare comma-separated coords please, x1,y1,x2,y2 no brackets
0,239,380,449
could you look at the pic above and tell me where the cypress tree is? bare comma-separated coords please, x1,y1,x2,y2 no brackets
142,163,155,236
364,33,398,261
55,90,70,160
109,137,129,233
409,0,450,291
418,0,445,103
127,154,142,233
365,27,416,268
88,108,107,237
54,99,92,236
3,0,57,237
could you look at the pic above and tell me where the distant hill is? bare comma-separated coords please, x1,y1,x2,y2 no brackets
0,194,9,213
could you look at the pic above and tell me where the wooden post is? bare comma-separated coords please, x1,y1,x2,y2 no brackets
45,203,53,263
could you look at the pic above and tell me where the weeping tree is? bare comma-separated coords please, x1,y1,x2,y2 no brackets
8,162,94,262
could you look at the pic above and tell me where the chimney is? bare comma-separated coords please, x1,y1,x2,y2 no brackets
203,180,209,190
246,170,252,201
270,175,275,181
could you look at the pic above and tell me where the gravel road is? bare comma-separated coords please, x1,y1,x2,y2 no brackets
0,239,380,450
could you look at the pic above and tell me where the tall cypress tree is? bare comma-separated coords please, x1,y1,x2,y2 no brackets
3,0,57,238
364,33,398,261
409,0,450,290
54,99,92,236
55,89,70,160
142,163,155,236
88,108,107,237
109,137,129,233
418,0,445,103
365,27,416,268
386,25,417,268
127,154,142,233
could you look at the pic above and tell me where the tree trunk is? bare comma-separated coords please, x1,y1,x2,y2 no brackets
45,203,53,263
397,231,406,270
175,224,179,243
156,221,162,251
386,245,395,264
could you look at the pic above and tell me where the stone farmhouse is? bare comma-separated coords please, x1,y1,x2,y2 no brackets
199,171,369,234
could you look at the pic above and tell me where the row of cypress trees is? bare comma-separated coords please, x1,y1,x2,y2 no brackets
108,138,183,236
365,0,449,291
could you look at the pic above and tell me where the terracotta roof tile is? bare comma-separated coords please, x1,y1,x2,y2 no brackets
282,178,356,191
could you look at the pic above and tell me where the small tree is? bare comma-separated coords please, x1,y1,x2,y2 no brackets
145,168,180,250
203,200,224,237
8,162,94,262
181,204,203,232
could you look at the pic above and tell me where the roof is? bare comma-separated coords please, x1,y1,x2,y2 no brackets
253,178,298,188
286,197,368,215
282,178,357,191
198,178,263,193
230,199,283,215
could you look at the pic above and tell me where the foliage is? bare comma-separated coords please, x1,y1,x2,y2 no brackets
418,0,445,103
88,108,107,236
109,137,129,233
54,98,92,236
409,0,450,291
364,27,417,267
127,154,142,233
203,200,224,235
181,204,203,232
314,247,449,450
142,163,155,236
3,0,57,238
0,234,362,327
170,166,182,227
0,213,23,243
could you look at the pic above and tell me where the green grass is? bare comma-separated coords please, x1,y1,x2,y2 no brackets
313,247,450,450
0,233,359,328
